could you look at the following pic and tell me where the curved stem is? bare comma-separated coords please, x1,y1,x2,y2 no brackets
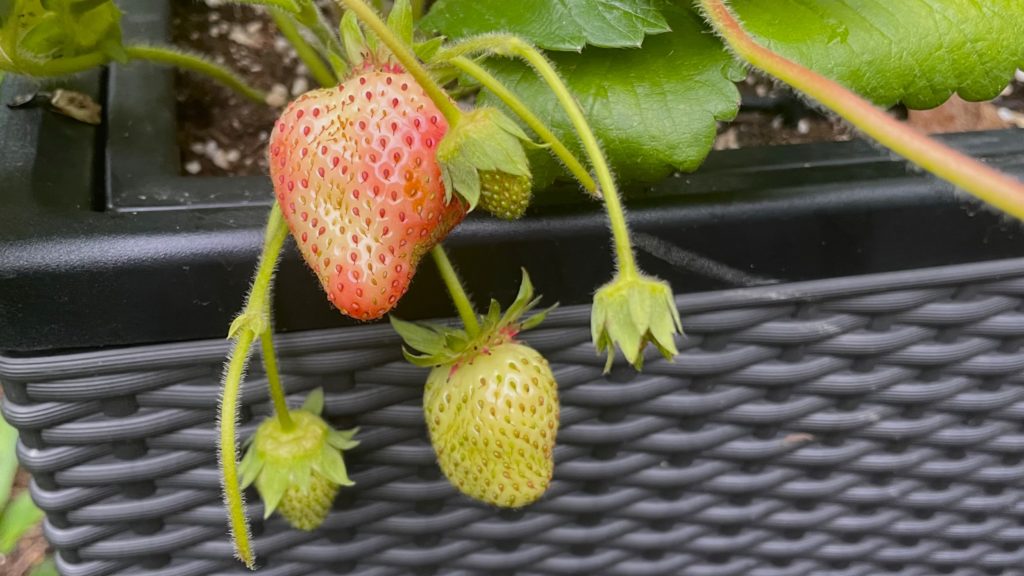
699,0,1024,220
271,10,338,87
125,45,265,103
219,330,256,569
448,56,598,197
430,246,480,337
437,35,638,277
334,0,462,124
219,205,290,567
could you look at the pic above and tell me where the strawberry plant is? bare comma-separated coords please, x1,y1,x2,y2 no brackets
3,0,1024,571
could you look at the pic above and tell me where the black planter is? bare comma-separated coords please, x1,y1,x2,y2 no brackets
3,2,1024,575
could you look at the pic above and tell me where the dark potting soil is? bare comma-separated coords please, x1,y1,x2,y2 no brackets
172,1,1023,177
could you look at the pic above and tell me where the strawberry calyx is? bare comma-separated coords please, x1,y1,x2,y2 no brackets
391,269,553,371
436,107,534,210
240,389,359,529
591,272,684,372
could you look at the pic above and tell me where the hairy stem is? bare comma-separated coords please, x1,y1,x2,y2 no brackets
430,246,480,337
125,46,265,103
335,0,462,124
219,205,291,567
247,205,291,428
699,0,1024,220
0,45,266,104
437,36,638,277
219,330,255,569
448,56,598,196
271,10,338,87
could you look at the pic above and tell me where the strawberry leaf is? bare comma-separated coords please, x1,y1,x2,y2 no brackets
421,0,670,51
731,0,1024,109
479,6,742,185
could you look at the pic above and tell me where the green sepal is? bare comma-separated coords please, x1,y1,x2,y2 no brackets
318,442,355,487
390,316,450,356
340,10,367,68
415,36,444,62
391,269,553,367
386,0,413,46
301,388,324,416
239,444,263,489
440,155,479,207
328,428,360,451
256,465,288,518
591,273,683,372
436,107,533,209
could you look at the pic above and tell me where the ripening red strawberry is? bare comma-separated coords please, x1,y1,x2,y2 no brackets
269,64,466,320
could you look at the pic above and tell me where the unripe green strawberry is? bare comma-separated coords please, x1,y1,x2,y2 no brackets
275,473,338,531
393,270,559,508
424,341,558,507
479,170,532,220
240,390,358,531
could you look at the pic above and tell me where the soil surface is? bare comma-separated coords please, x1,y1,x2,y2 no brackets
173,2,1024,176
172,1,313,176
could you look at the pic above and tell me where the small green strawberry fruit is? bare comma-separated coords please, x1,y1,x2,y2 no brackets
240,389,358,531
479,170,532,220
392,270,558,508
437,107,534,211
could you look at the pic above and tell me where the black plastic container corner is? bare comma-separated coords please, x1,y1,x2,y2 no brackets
2,0,1024,354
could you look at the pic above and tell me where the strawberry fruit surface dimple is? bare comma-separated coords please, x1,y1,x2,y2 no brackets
269,66,466,320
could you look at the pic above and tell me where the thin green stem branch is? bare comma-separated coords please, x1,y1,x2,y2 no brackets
699,0,1024,220
125,46,265,103
335,0,462,124
260,328,293,429
437,35,638,276
449,56,598,196
0,49,107,76
0,45,266,104
219,330,256,569
430,246,480,337
271,10,338,87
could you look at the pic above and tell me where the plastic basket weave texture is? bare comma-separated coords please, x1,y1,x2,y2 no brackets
4,258,1024,576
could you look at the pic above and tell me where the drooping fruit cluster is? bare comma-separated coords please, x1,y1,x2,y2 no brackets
240,389,359,531
393,271,559,507
269,64,467,321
